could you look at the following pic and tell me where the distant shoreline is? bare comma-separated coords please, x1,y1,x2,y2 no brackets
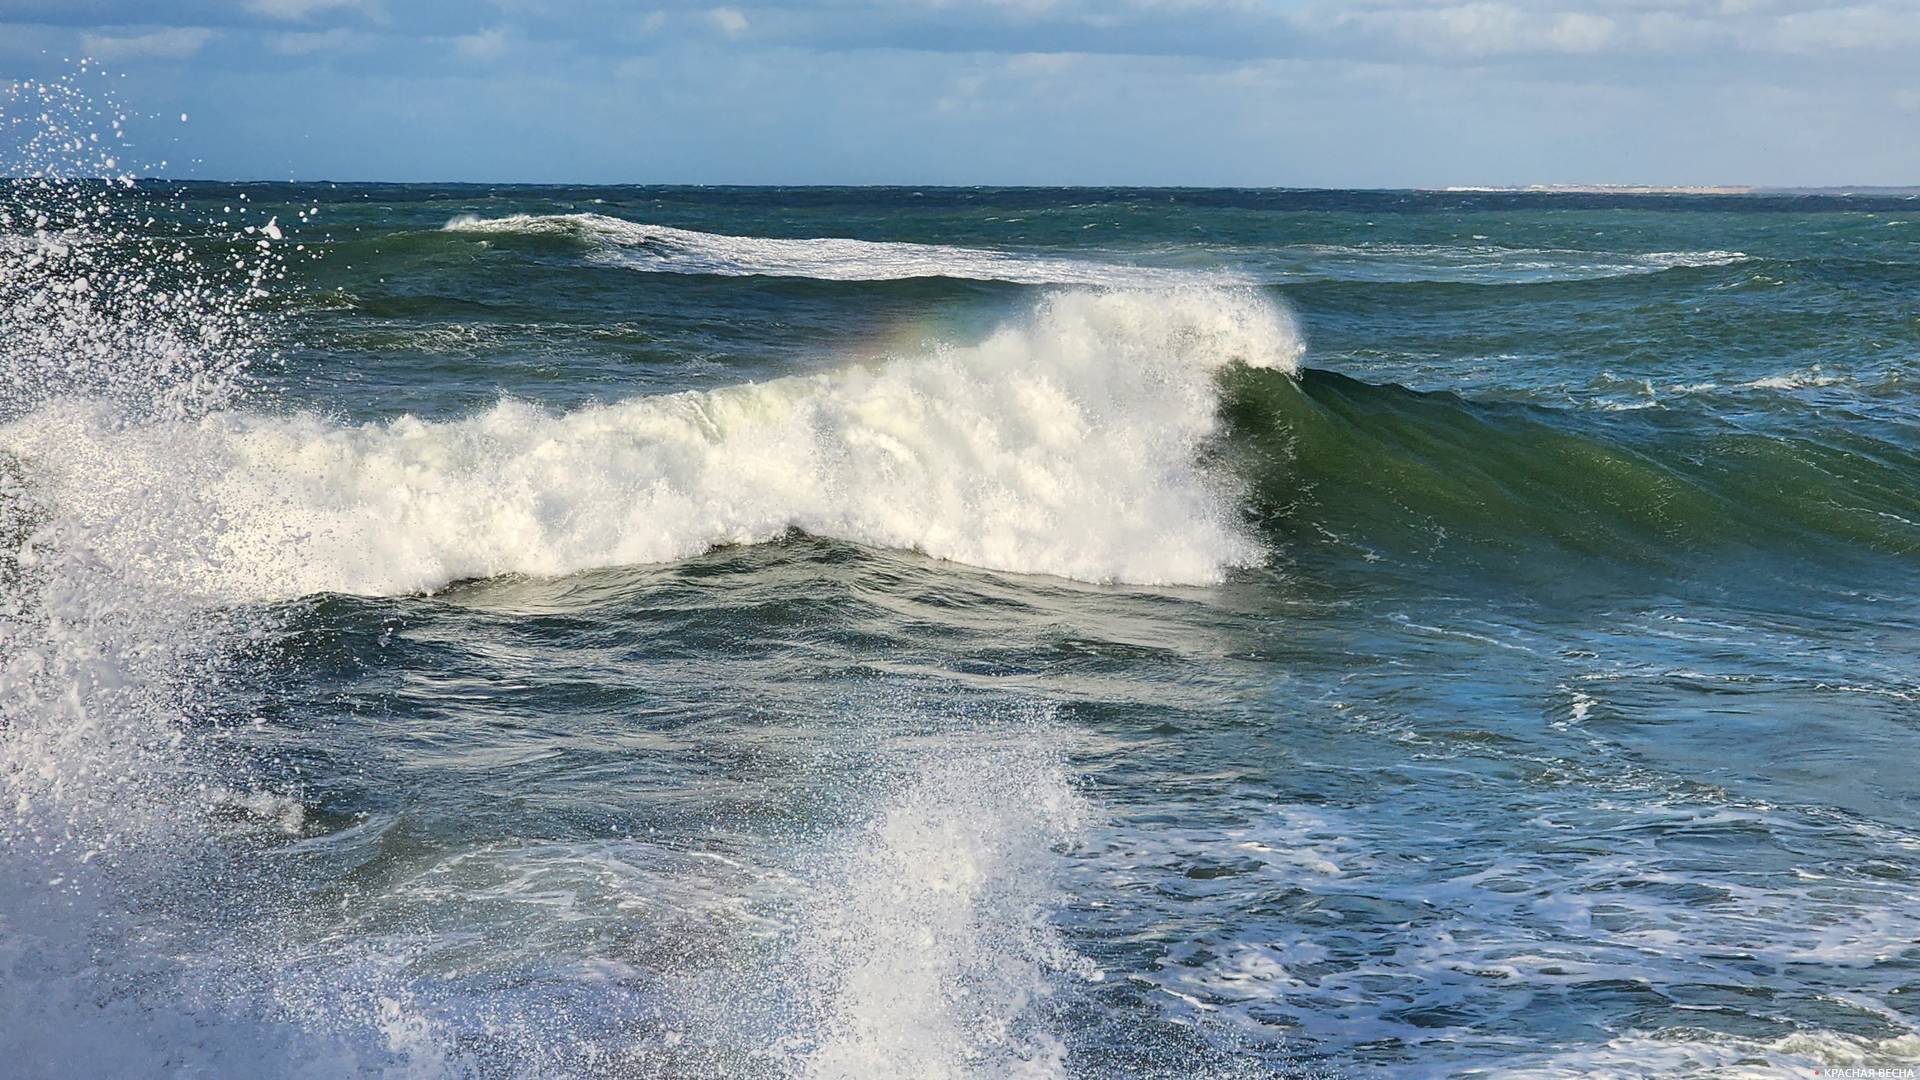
1442,184,1754,195
1438,184,1920,196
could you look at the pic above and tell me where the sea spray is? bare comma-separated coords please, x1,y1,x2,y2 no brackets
792,735,1094,1080
0,78,284,840
1,74,457,1077
1,71,277,836
0,76,284,422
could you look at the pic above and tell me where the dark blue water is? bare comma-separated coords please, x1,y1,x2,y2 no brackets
3,177,1919,1078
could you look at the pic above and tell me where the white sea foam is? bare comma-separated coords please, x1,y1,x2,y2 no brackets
1279,242,1751,284
2,287,1300,598
443,212,1229,286
1633,248,1752,269
1738,365,1850,390
1463,1031,1920,1079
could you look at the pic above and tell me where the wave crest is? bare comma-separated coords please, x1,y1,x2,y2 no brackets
2,287,1301,598
441,214,1753,287
443,212,1226,286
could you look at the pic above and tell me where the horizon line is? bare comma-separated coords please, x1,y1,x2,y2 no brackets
8,177,1920,195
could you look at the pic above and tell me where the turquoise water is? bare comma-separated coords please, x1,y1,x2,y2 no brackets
3,180,1919,1077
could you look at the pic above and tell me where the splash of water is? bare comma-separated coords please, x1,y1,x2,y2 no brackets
792,737,1095,1080
0,73,454,1078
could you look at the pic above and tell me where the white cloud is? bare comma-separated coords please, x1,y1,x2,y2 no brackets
1632,11,1720,50
1285,0,1920,60
80,26,213,60
1367,3,1605,56
266,28,361,54
936,71,987,110
1546,12,1615,52
1005,51,1079,76
709,7,749,36
1763,4,1920,52
914,0,1061,13
245,0,375,21
454,26,511,59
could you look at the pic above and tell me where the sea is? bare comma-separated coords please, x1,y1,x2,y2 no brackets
4,109,1920,1079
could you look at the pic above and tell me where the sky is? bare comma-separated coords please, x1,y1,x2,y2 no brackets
1,0,1917,186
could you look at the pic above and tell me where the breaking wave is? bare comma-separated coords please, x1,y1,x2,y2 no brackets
441,213,1751,286
2,287,1301,600
442,212,1227,286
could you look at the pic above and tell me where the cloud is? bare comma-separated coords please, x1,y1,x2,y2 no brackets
1283,1,1912,60
80,26,213,60
453,26,510,59
1547,12,1616,52
245,0,376,21
1632,11,1719,50
936,70,987,110
1005,51,1078,76
1329,4,1625,57
11,0,1920,188
15,0,1920,70
266,27,362,55
1763,4,1920,52
919,0,1061,12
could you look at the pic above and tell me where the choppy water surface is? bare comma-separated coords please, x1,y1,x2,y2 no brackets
4,158,1920,1077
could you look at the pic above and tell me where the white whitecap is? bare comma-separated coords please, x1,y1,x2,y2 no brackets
1,287,1302,599
444,212,1229,287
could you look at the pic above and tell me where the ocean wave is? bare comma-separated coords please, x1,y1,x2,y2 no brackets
442,212,1225,287
436,215,1753,287
1221,366,1920,564
1278,242,1752,284
1,287,1301,598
